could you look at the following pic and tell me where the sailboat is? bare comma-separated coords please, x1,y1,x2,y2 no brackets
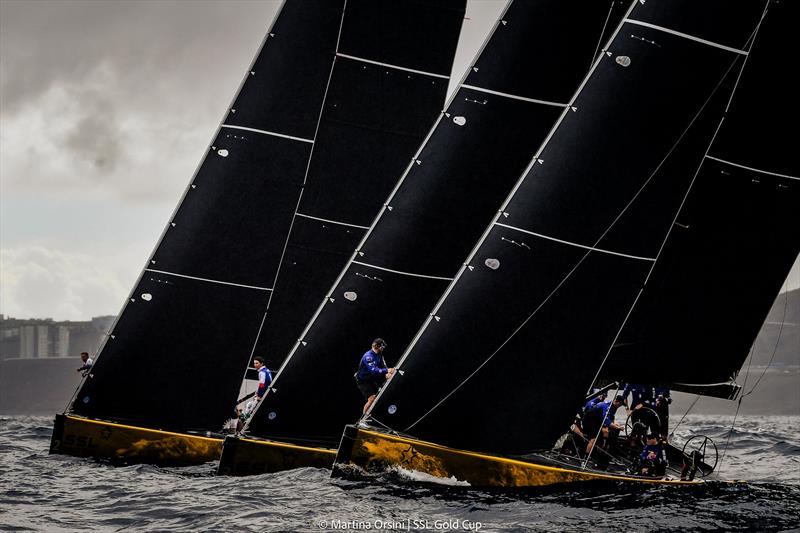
49,0,465,466
334,0,797,487
219,0,632,476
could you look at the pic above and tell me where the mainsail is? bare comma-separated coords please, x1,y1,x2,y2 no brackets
68,0,464,433
245,0,630,447
603,0,799,397
366,0,769,455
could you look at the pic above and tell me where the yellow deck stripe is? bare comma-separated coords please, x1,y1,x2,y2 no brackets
65,415,223,444
238,436,337,455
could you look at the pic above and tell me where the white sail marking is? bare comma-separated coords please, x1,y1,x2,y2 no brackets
624,19,749,56
352,261,454,281
494,223,657,262
705,155,799,181
295,213,370,229
220,124,314,144
145,269,273,291
335,53,449,80
460,84,568,107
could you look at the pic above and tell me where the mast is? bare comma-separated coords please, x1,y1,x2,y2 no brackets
245,0,631,447
603,0,800,399
367,1,769,454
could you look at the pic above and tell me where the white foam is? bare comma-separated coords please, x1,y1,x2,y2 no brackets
390,465,471,486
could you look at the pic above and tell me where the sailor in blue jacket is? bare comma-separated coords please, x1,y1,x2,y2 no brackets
253,356,272,399
355,338,395,414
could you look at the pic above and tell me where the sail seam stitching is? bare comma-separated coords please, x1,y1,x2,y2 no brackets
335,53,450,79
460,85,568,107
705,155,799,181
295,212,370,229
220,124,314,144
145,269,273,291
352,261,454,281
624,19,749,56
494,223,657,261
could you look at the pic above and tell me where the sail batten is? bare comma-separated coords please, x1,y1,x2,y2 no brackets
623,19,750,55
219,124,314,144
704,156,800,181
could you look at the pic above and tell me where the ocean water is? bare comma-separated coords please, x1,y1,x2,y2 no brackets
0,415,798,532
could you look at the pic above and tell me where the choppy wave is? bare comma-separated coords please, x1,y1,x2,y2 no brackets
0,415,798,532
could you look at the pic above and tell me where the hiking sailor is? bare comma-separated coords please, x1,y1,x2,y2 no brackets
253,356,272,400
76,352,93,376
355,338,395,414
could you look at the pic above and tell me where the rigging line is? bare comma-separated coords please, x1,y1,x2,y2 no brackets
241,0,350,432
351,261,454,281
144,269,273,291
65,2,292,416
335,53,449,80
717,395,743,477
295,213,370,230
494,222,657,261
459,84,568,107
724,0,769,113
705,156,799,181
220,124,314,144
668,394,701,442
742,283,789,398
404,1,747,430
589,0,616,72
368,0,642,424
624,19,749,56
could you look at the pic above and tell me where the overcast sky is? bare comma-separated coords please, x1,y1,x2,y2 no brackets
1,0,797,321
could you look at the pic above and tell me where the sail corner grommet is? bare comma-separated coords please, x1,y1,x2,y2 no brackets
485,258,500,270
615,55,632,67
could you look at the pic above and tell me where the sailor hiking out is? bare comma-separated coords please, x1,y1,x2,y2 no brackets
253,356,272,399
355,338,395,414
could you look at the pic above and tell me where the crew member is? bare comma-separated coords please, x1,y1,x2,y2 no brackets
355,338,394,414
637,433,667,476
76,352,93,375
654,386,671,439
253,356,272,399
583,395,626,455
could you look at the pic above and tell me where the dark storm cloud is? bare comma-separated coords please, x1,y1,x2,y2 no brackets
0,0,277,115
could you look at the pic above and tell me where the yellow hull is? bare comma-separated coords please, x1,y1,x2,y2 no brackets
49,414,222,466
217,434,336,476
337,426,703,488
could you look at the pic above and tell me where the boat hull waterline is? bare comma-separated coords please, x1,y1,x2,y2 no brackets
217,434,336,476
335,426,705,488
49,414,222,466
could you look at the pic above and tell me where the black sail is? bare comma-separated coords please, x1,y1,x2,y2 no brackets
368,1,768,454
246,0,630,446
603,0,800,394
69,0,463,432
251,0,466,372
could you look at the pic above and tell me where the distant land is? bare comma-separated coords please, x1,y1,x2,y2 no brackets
1,290,797,417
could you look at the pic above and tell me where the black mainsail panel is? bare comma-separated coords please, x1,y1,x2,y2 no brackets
604,0,800,396
368,1,768,455
251,0,466,372
246,0,630,447
69,0,464,432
